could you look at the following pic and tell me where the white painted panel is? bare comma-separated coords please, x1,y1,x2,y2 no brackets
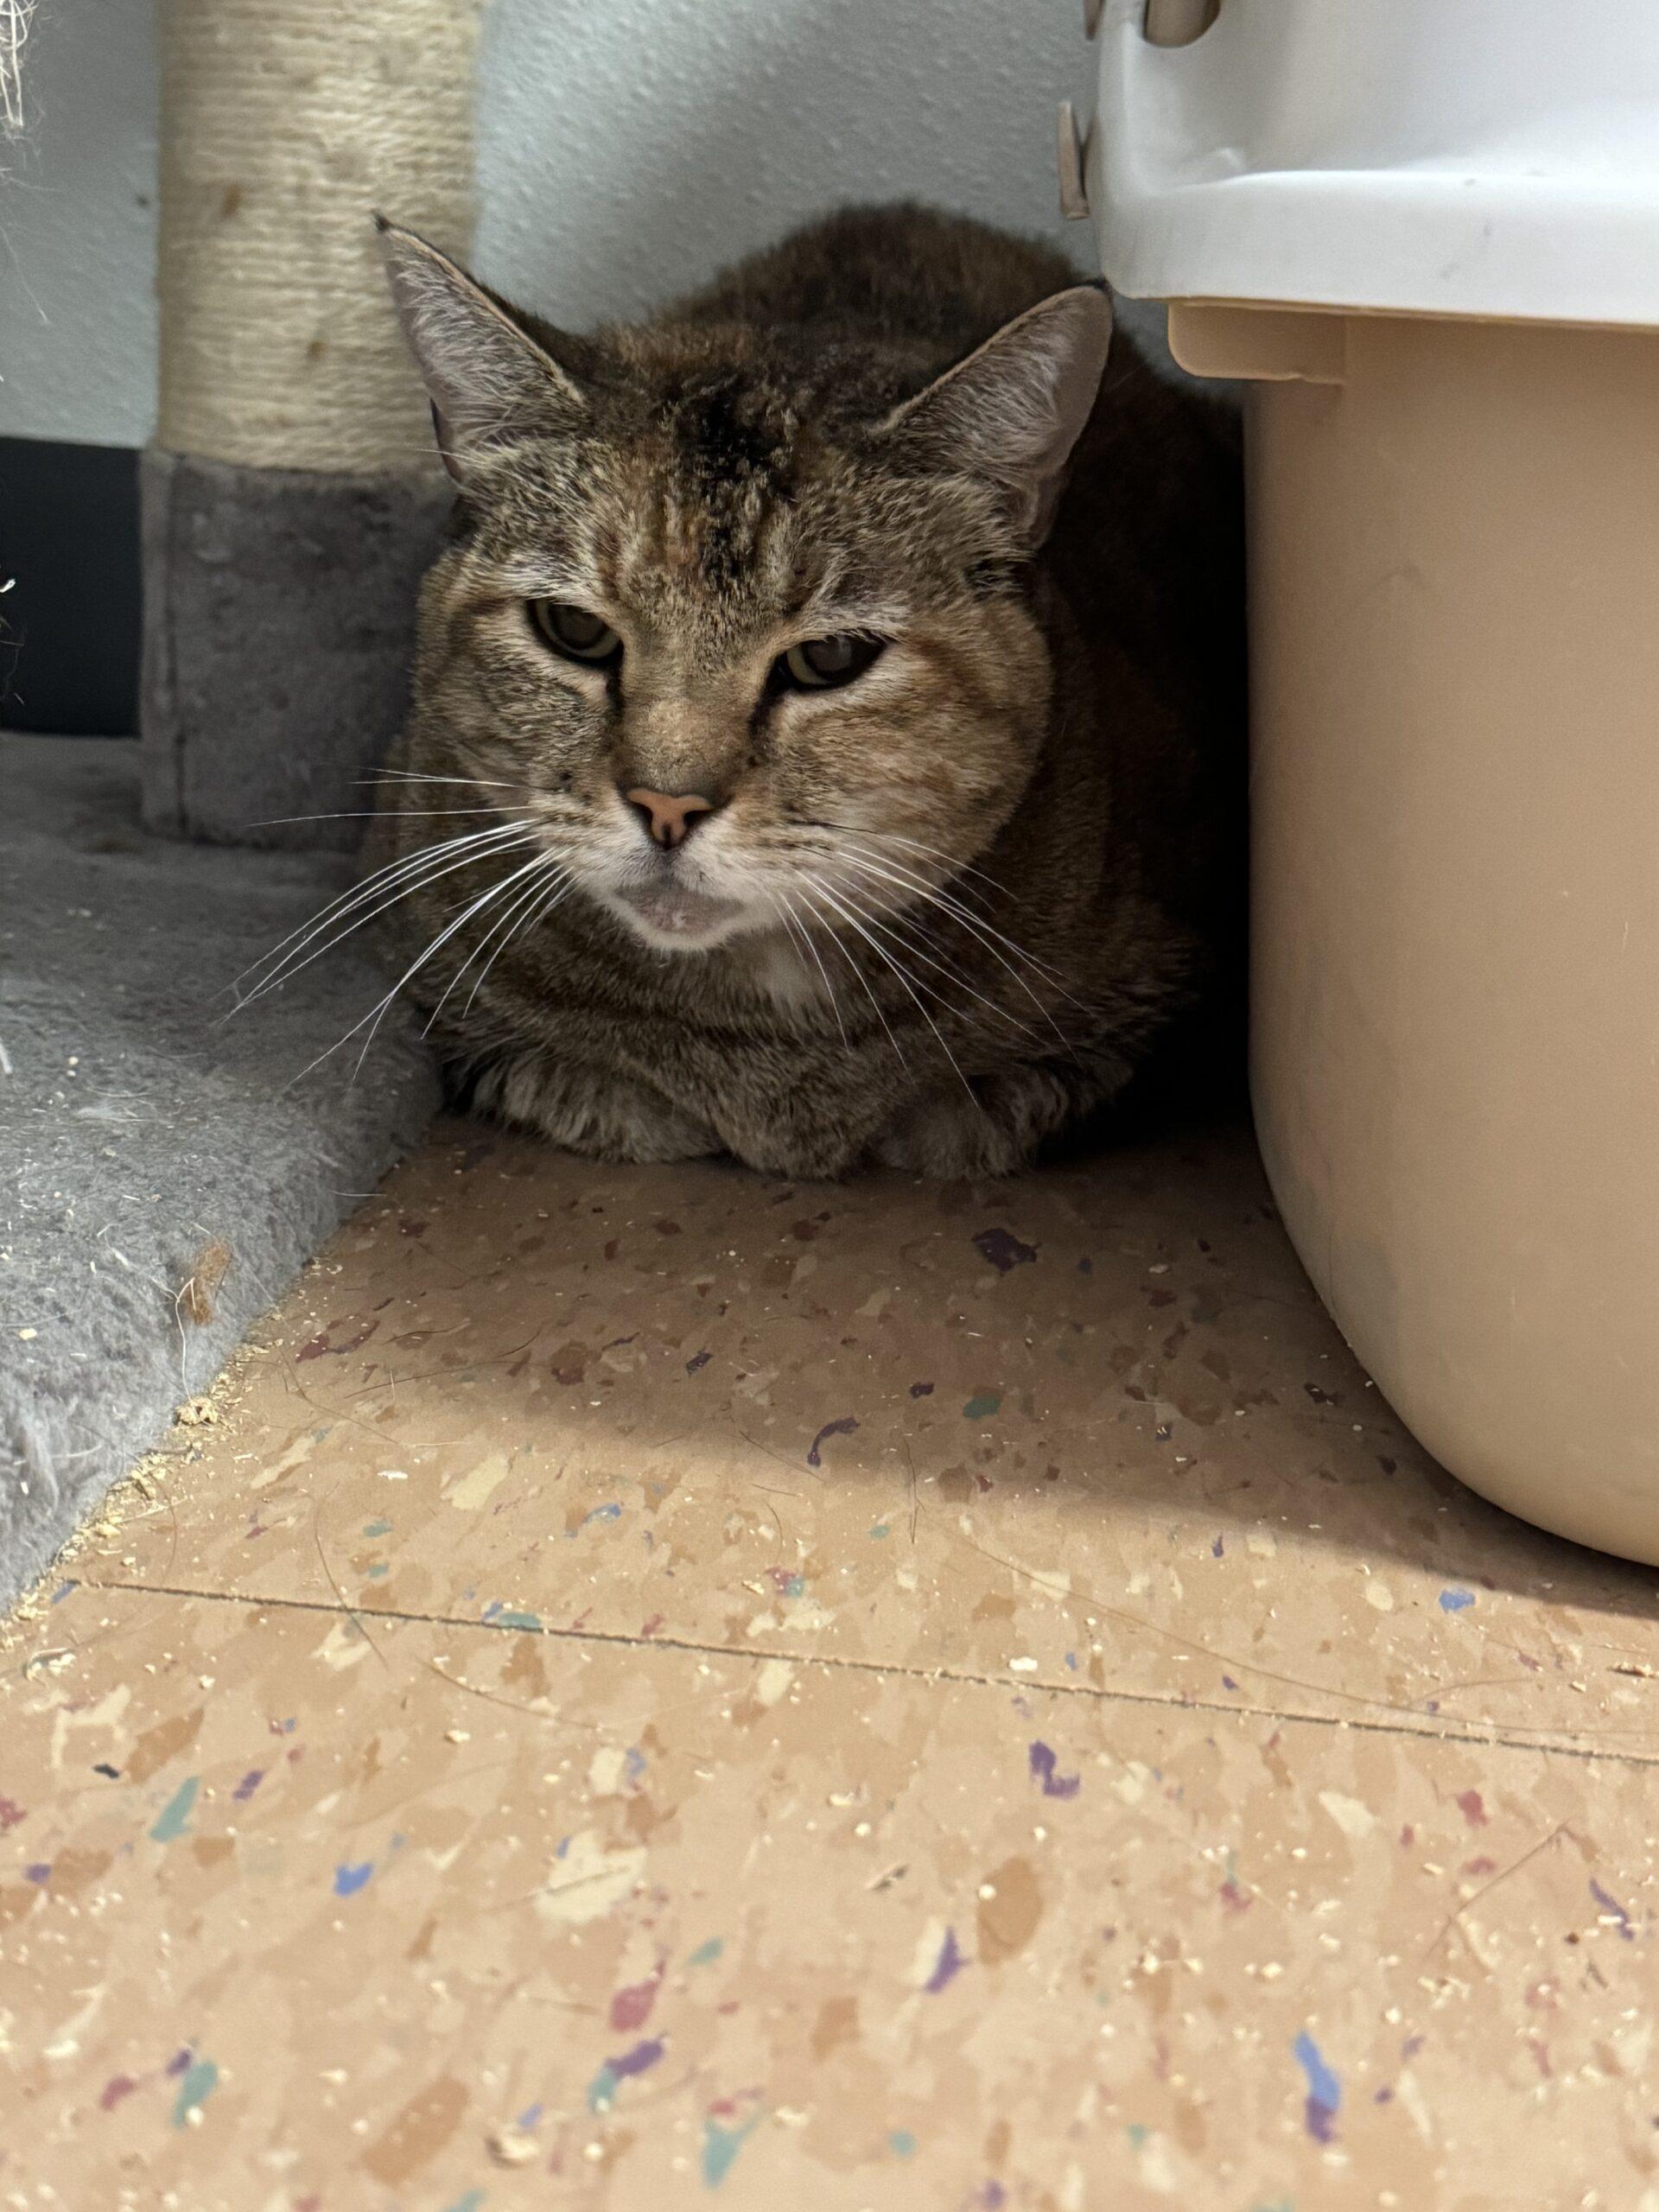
0,0,160,445
475,0,1090,328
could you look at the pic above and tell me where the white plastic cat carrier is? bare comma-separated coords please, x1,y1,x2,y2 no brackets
1068,0,1659,1563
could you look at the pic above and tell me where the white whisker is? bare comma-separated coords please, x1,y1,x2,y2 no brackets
835,848,1080,1056
362,769,528,790
820,823,1004,906
797,876,907,1071
232,823,537,1011
464,874,576,1020
425,858,554,1029
317,850,553,1084
785,893,850,1046
810,878,977,1106
837,842,1070,987
245,806,510,827
429,852,572,1027
857,901,1042,1046
768,891,849,1046
236,819,526,983
236,829,537,1007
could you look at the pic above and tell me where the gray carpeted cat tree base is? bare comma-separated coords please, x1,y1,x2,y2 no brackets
140,452,452,849
0,738,441,1610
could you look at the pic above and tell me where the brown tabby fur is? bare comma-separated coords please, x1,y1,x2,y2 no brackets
368,204,1243,1178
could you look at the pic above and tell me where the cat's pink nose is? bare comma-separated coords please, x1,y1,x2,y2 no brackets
624,787,718,849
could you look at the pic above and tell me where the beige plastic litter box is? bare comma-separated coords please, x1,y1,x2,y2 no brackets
1074,0,1659,1563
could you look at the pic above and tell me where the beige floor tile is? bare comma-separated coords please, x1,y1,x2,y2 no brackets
5,1575,1659,2212
85,1122,1659,1758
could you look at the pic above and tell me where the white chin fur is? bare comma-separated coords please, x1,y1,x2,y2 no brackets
597,881,756,955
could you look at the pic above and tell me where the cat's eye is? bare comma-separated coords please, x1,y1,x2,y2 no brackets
530,600,623,665
778,633,886,692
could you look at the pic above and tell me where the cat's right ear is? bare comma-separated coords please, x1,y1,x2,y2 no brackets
376,217,589,480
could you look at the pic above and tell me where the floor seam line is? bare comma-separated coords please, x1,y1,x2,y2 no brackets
81,1574,1659,1772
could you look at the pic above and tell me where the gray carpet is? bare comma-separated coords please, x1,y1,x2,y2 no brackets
0,735,441,1606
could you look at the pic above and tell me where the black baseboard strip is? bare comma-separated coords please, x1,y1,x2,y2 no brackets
0,436,143,737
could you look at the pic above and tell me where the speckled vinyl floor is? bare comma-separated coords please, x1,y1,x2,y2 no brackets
5,1116,1659,2212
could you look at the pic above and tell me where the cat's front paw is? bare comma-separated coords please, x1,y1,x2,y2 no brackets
479,1054,722,1164
871,1073,1060,1179
871,1054,1130,1178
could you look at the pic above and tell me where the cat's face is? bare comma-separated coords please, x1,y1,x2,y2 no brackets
416,403,1054,957
382,225,1110,957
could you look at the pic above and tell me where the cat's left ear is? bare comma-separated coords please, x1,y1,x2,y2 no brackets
878,285,1113,547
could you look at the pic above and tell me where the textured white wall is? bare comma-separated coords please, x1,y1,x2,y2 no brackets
0,0,1104,448
0,0,160,445
475,0,1094,328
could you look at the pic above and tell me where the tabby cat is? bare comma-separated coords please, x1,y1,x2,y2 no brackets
366,203,1243,1178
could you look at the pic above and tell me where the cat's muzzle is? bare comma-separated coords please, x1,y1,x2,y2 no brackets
612,861,745,949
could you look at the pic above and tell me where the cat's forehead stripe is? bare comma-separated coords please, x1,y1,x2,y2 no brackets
668,372,791,488
603,431,790,620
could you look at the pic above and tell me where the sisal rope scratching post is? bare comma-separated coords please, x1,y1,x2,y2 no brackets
142,0,482,848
